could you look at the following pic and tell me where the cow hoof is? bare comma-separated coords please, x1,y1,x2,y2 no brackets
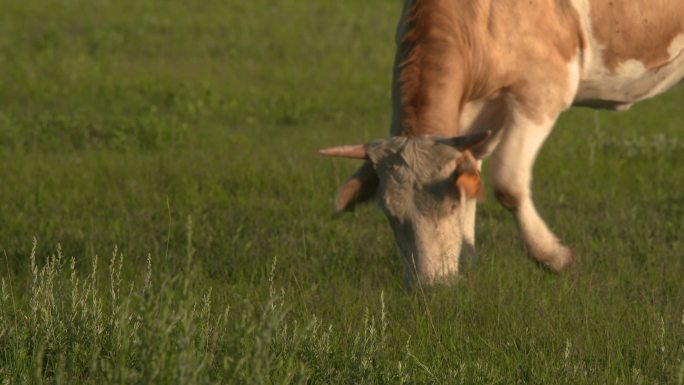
544,245,574,272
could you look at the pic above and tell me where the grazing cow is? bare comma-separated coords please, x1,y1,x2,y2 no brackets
320,0,684,286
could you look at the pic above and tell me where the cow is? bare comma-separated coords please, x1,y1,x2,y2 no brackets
320,0,684,286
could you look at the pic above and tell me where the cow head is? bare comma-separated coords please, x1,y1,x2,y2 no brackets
320,131,489,286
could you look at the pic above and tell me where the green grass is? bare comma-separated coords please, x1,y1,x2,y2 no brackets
0,0,683,383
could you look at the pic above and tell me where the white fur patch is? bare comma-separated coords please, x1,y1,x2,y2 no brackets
668,34,684,58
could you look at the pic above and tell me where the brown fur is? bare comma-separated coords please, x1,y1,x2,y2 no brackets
399,0,483,135
590,0,684,72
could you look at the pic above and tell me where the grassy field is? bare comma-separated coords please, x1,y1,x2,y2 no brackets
1,0,683,383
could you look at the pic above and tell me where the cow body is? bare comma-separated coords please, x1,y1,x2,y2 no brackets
574,0,684,110
322,0,684,286
390,0,684,138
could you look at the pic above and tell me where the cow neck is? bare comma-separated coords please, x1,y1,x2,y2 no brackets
397,0,484,138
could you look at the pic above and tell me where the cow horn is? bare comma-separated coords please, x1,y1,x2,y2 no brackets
439,130,492,150
318,144,368,160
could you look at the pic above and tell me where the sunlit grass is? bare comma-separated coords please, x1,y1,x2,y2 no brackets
0,0,683,383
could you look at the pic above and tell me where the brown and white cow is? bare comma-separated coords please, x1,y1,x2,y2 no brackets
320,0,684,286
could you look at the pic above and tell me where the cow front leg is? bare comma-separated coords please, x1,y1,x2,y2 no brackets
457,99,509,269
459,159,481,269
490,110,573,271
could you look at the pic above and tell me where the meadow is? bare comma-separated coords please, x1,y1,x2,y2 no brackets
0,0,683,383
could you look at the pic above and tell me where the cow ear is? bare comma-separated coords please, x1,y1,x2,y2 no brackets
335,161,379,212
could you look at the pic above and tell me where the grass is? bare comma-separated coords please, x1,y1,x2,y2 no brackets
0,0,683,383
